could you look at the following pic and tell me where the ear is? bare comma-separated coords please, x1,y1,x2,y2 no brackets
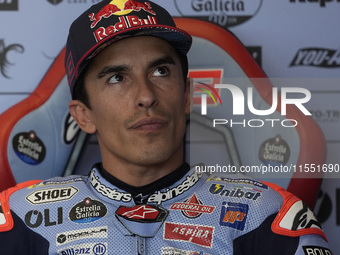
185,77,193,114
69,100,96,134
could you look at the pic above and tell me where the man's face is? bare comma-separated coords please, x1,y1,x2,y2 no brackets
80,36,191,169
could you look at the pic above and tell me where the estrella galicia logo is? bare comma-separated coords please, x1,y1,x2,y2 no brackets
290,47,340,68
0,39,24,78
259,135,290,166
174,0,263,28
69,197,107,224
220,202,248,230
12,131,46,165
0,0,18,10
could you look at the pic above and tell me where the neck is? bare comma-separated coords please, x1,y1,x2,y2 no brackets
101,146,184,187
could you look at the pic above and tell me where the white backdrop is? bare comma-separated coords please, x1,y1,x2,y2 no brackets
1,0,339,252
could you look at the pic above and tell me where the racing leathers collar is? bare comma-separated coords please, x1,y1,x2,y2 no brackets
95,162,190,204
88,163,206,207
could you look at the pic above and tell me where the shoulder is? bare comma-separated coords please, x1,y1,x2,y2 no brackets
262,181,327,241
0,180,41,232
198,173,326,240
0,175,88,232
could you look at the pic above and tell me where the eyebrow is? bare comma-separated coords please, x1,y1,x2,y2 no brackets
148,56,176,69
97,65,128,79
96,55,177,79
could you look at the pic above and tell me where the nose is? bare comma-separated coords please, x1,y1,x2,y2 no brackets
135,78,157,109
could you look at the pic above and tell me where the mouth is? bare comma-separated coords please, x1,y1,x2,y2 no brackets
129,117,168,131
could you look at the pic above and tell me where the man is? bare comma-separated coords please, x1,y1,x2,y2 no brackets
0,0,332,254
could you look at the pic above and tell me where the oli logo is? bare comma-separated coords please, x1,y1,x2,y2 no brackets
219,202,248,231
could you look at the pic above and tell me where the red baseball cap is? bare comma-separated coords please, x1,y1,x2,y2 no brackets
65,0,192,97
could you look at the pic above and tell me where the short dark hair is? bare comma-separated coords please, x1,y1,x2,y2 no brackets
72,61,92,108
72,49,189,109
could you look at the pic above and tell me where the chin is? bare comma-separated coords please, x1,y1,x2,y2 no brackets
134,146,179,166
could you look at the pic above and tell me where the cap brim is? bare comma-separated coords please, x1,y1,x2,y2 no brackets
76,25,192,78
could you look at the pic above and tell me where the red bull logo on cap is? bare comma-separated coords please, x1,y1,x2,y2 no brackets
89,0,156,29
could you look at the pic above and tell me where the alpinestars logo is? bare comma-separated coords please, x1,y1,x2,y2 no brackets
290,47,340,68
147,171,203,204
116,204,168,223
279,200,322,231
90,170,132,202
0,39,24,78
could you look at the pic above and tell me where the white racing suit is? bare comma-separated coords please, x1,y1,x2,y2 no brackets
0,163,332,254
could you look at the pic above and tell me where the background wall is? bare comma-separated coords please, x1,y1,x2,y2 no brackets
1,0,339,252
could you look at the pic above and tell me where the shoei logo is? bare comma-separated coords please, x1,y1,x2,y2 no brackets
89,0,156,28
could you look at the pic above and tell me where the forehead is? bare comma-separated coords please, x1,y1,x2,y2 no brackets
90,36,179,67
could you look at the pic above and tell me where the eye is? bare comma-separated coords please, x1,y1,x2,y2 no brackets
108,73,124,84
153,66,169,77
